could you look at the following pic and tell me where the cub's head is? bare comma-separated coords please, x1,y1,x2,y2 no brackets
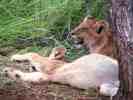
70,17,113,52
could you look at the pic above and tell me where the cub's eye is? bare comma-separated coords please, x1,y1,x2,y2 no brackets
96,26,104,34
70,28,89,35
79,28,89,32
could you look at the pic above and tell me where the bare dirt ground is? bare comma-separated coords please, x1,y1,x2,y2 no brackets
0,52,108,100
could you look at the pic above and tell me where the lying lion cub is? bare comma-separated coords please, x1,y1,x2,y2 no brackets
70,16,117,58
4,47,119,98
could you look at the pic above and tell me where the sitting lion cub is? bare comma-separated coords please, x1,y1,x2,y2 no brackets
70,16,117,58
4,47,119,98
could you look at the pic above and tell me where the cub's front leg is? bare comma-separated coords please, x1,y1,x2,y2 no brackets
3,67,48,83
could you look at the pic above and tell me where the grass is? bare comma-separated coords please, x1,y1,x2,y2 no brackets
89,0,108,19
0,0,106,60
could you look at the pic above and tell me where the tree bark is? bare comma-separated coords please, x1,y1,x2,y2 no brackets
110,0,133,100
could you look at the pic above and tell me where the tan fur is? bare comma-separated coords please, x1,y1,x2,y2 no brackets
70,17,116,58
4,53,119,97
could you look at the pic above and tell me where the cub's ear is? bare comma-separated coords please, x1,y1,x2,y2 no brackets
97,20,112,36
49,47,67,60
99,20,110,32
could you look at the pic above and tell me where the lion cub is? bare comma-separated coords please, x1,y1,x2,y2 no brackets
70,17,117,58
4,47,119,97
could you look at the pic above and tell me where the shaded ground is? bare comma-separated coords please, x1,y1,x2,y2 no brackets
0,49,108,100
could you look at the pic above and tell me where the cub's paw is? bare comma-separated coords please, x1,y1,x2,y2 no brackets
3,67,23,81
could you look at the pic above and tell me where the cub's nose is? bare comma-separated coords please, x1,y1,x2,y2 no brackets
70,32,75,35
69,30,77,36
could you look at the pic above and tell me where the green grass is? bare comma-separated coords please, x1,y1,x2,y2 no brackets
0,0,107,60
89,0,108,19
0,0,83,45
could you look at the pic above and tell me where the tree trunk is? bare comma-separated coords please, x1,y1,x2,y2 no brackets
110,0,133,100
